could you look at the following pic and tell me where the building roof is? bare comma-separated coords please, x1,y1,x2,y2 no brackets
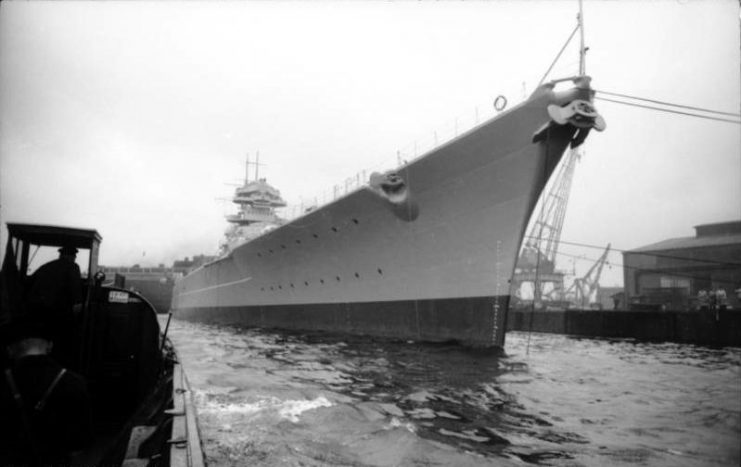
694,220,741,237
627,232,741,253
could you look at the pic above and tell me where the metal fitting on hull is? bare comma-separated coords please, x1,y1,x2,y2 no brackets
368,171,419,221
533,76,606,149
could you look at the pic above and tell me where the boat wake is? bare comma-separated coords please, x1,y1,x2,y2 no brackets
195,390,334,423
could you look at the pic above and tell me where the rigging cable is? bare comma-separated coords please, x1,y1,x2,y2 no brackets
551,249,741,289
594,94,741,125
596,97,741,124
538,23,581,87
524,235,741,268
595,90,740,117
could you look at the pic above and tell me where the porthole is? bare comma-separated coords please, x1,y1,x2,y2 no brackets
304,281,309,286
354,272,360,278
258,253,262,257
281,244,286,249
269,249,274,254
270,286,274,290
313,234,319,239
290,283,295,288
331,227,338,232
295,239,301,244
320,279,325,284
278,285,283,290
377,268,383,275
352,218,359,224
336,276,341,282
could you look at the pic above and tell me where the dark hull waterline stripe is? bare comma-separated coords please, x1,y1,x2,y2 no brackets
174,295,510,348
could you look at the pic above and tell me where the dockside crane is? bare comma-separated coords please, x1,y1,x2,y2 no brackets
565,243,612,308
513,3,596,307
513,147,581,304
528,148,580,264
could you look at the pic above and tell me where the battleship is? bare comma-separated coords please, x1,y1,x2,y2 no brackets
171,76,605,348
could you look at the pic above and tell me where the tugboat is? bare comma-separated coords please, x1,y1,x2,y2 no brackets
0,223,204,467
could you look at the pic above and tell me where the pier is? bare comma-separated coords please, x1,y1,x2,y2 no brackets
507,309,741,347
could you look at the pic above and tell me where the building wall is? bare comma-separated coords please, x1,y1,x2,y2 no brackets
624,244,741,310
124,277,175,314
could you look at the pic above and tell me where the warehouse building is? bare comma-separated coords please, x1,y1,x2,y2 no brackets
623,220,741,310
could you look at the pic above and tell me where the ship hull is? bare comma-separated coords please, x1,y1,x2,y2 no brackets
173,82,597,347
176,295,508,345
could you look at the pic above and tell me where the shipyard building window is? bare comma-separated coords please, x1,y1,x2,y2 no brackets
660,276,691,290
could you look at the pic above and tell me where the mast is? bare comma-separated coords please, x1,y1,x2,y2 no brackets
227,157,287,228
245,154,250,183
255,151,260,180
578,0,586,75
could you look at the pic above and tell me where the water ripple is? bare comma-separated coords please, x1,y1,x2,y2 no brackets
167,320,741,467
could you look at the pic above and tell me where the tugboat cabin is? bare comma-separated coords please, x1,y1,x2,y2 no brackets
2,223,101,311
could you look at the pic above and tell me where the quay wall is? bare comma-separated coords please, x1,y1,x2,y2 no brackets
507,309,741,347
126,278,173,314
108,275,174,314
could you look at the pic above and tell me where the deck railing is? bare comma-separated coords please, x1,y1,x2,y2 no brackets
278,101,508,221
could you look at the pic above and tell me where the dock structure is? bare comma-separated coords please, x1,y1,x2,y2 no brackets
507,308,741,347
623,220,741,311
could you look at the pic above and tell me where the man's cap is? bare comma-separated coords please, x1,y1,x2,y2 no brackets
59,246,79,254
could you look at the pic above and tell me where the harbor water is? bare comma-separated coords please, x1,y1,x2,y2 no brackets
165,319,740,466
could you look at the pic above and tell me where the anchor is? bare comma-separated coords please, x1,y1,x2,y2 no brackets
548,99,606,131
533,98,606,148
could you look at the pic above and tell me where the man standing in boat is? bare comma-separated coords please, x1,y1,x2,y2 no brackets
25,246,83,369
